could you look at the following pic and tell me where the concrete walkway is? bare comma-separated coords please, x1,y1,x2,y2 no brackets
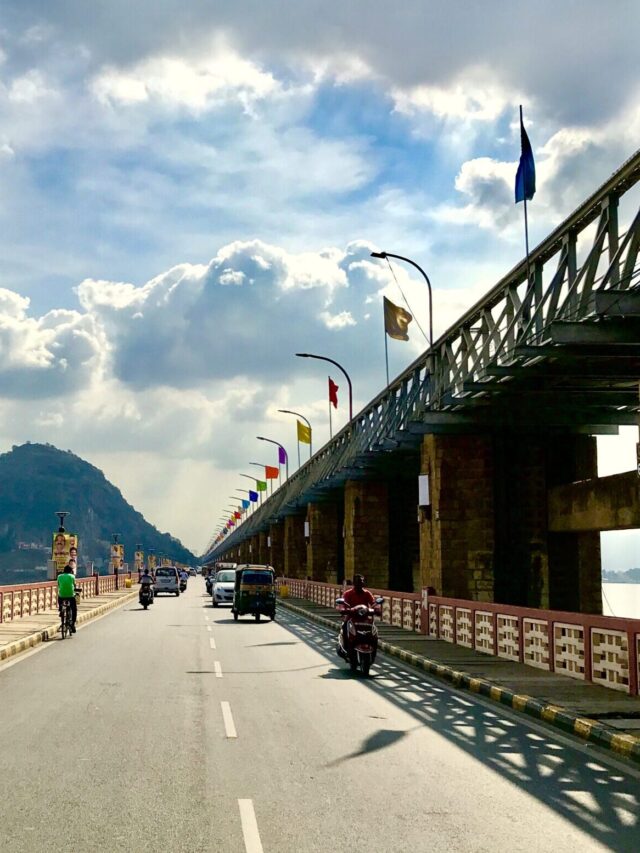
280,596,640,765
0,587,139,661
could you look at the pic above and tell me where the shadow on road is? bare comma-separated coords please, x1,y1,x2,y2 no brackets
278,608,640,852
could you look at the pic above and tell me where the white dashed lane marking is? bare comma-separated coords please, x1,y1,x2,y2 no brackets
238,800,263,853
209,636,216,649
221,701,237,738
214,661,222,678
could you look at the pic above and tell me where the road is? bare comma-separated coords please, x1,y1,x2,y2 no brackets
0,579,638,852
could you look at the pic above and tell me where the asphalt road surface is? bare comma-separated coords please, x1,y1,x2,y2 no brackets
0,579,638,852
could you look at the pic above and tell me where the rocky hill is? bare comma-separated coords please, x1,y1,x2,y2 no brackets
0,442,196,584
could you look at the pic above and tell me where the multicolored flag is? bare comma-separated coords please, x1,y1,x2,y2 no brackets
265,465,279,479
297,420,311,444
329,377,339,409
384,296,412,341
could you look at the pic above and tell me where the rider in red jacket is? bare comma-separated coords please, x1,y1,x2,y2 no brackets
343,574,375,608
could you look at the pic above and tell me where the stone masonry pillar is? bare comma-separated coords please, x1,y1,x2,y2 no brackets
420,434,494,601
269,522,284,576
344,480,389,589
258,531,268,565
306,501,340,582
249,534,260,562
284,513,307,579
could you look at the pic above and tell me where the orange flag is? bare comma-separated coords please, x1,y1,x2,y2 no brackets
265,465,279,479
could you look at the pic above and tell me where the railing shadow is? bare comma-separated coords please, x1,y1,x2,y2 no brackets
279,609,640,851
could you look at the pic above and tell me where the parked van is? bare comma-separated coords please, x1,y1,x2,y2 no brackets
154,566,180,596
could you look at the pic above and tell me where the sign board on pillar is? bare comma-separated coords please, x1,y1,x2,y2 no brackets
304,521,310,538
267,536,271,548
418,474,430,507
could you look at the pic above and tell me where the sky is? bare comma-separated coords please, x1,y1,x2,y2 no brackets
0,1,639,566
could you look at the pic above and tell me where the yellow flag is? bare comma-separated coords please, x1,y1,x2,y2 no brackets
297,420,311,444
384,296,412,341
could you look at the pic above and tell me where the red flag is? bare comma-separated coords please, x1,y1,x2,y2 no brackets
328,377,339,409
265,465,279,479
234,510,242,519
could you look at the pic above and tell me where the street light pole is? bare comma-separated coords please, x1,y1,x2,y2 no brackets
370,251,433,348
295,353,353,422
278,409,313,463
240,472,263,504
256,436,289,480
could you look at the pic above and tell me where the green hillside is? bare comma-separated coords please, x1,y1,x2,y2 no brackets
0,442,196,584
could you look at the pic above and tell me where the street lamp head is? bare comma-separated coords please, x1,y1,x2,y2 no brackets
256,435,266,441
370,251,387,259
295,352,310,358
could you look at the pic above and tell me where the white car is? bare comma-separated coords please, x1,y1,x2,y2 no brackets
212,569,236,607
154,566,180,596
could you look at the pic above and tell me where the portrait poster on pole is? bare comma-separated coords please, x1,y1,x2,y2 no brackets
51,532,78,574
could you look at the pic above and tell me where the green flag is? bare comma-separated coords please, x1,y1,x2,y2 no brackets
256,480,267,492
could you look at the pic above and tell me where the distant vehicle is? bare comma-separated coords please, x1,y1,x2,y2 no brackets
212,569,236,607
154,566,180,596
179,570,188,592
189,568,197,577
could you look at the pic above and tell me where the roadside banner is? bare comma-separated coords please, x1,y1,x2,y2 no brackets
110,542,124,571
52,532,78,574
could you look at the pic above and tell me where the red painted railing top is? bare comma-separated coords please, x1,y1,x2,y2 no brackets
280,577,420,601
428,593,640,632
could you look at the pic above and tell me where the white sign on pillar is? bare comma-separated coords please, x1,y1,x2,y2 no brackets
418,474,430,506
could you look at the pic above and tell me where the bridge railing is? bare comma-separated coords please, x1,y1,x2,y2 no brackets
279,578,422,632
426,594,640,696
280,578,640,696
0,573,139,623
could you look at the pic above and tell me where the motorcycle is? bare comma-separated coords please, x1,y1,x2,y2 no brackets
139,585,154,610
179,577,187,593
335,595,384,676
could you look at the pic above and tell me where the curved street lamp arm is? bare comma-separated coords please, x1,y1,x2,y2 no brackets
295,353,353,421
370,251,433,347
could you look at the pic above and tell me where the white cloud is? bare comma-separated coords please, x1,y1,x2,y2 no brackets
91,46,279,111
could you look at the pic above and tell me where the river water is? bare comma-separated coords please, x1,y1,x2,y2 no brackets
601,583,640,619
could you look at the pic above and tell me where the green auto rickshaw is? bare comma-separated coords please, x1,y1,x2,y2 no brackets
232,565,276,622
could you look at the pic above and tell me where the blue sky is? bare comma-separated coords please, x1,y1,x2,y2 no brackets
0,1,639,564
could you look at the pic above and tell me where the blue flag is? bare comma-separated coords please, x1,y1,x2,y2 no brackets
515,113,536,203
249,490,258,502
241,499,250,510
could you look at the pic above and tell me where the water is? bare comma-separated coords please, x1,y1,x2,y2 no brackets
602,583,640,619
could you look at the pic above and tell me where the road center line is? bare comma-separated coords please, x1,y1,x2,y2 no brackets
207,626,212,632
221,701,237,738
214,661,223,678
238,799,263,853
209,636,216,649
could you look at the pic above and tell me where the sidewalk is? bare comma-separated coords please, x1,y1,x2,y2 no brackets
0,587,139,662
279,596,640,765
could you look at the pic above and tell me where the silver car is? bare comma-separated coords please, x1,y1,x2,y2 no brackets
212,569,236,607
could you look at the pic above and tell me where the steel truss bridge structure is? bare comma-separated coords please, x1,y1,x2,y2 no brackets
206,149,640,560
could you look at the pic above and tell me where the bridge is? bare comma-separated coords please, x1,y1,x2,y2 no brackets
207,149,640,621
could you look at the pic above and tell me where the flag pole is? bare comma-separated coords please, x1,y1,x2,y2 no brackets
520,105,532,286
328,376,333,439
384,322,390,387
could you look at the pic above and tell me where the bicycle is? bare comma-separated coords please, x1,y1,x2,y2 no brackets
60,598,74,639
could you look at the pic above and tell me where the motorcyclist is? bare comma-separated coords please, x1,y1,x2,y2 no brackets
139,568,154,604
343,574,375,609
340,574,376,648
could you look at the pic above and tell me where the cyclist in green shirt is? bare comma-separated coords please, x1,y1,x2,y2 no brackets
57,564,78,633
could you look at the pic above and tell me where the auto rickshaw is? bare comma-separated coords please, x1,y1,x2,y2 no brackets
232,565,276,622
